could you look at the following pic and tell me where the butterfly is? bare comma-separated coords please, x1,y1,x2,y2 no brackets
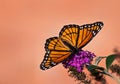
40,22,104,70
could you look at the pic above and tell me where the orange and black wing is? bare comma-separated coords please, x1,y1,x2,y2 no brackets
40,37,72,70
40,22,103,70
59,22,104,49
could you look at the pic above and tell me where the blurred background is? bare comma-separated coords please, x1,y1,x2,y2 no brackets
0,0,120,84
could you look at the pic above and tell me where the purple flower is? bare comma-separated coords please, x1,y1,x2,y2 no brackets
62,50,96,72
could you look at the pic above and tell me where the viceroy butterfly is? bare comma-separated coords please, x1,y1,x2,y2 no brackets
40,22,104,70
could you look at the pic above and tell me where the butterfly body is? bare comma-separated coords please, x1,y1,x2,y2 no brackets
61,39,78,53
40,22,104,70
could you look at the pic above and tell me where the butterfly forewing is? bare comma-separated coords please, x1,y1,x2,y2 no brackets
59,25,79,48
77,27,92,48
59,22,103,49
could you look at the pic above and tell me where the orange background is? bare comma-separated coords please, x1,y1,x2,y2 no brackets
0,0,120,84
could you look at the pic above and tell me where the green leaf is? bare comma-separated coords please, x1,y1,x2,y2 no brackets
106,54,116,70
87,65,104,71
87,65,105,77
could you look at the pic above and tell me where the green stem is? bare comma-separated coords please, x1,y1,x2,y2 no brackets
103,70,120,84
94,56,107,65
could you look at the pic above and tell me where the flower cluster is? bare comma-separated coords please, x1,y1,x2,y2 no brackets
61,49,120,84
110,64,120,76
62,50,96,72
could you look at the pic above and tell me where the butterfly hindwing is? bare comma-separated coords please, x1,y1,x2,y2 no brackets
40,37,72,70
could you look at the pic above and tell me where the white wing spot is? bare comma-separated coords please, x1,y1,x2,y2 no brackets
43,61,46,63
80,26,83,29
98,29,100,31
88,25,91,27
48,51,50,53
52,62,56,65
93,31,96,35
